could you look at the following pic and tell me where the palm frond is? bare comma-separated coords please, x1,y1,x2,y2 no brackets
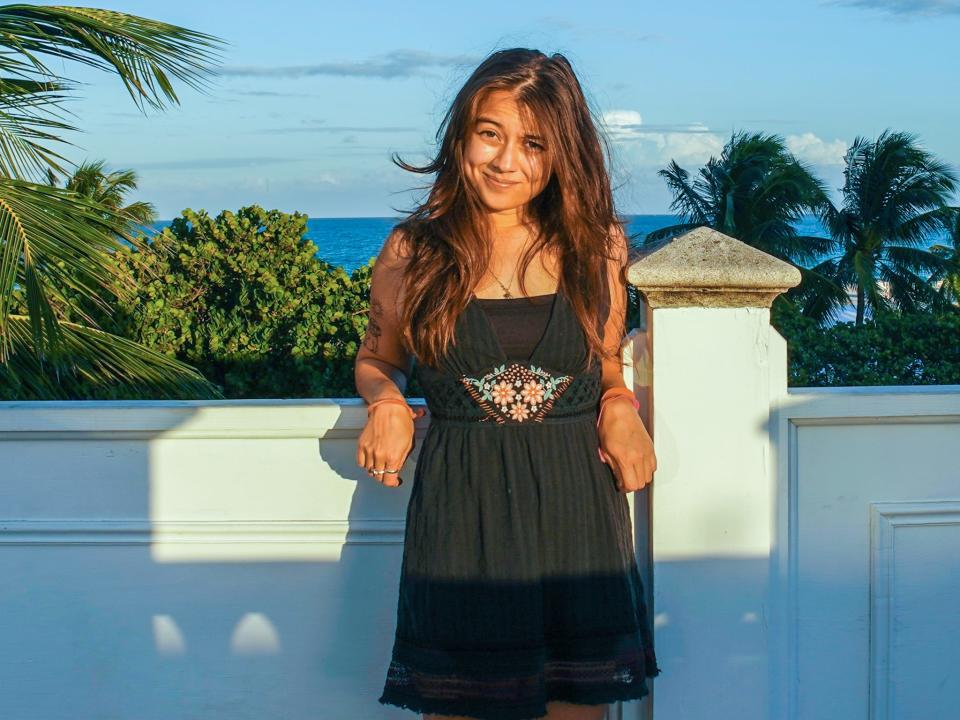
0,6,226,180
1,314,222,399
657,160,710,224
784,234,838,264
0,78,80,179
876,262,939,314
893,206,957,246
0,176,150,362
883,244,948,275
639,222,701,245
791,263,851,325
0,6,226,111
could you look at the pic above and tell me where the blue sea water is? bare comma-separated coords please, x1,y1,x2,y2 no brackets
300,214,839,273
150,214,834,275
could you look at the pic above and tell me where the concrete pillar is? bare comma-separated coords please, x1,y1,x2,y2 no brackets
625,226,801,720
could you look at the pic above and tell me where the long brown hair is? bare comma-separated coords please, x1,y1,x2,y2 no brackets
390,47,625,371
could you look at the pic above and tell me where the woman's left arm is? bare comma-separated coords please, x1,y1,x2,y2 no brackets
596,222,657,493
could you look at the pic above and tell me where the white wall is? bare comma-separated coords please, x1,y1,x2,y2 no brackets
2,381,958,720
0,399,427,720
642,307,788,720
772,385,960,720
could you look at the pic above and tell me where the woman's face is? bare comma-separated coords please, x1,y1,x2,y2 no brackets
461,89,551,222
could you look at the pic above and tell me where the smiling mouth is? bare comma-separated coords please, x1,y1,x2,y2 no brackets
484,174,519,188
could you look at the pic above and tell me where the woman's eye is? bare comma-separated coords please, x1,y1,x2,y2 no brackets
477,129,542,151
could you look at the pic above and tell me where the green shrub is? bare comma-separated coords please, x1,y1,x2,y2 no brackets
97,205,400,399
772,300,960,386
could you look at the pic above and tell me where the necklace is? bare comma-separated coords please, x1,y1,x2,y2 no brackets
489,269,516,298
485,233,533,298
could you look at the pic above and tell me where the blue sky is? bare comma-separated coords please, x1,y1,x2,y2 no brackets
41,0,960,219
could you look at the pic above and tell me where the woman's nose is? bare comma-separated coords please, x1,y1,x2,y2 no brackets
491,140,518,171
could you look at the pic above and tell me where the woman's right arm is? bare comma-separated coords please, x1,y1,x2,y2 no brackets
354,227,417,488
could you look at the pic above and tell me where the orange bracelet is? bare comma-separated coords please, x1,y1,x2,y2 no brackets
596,387,640,463
599,386,638,404
366,397,427,419
599,389,639,416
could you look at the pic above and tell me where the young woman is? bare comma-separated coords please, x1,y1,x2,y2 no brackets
354,47,661,720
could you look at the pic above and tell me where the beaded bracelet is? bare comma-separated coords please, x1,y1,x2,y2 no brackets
596,387,640,463
366,397,427,419
599,386,639,407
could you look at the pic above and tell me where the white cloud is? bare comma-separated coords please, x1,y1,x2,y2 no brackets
601,109,848,169
785,132,848,165
601,110,644,140
600,109,724,166
645,131,726,166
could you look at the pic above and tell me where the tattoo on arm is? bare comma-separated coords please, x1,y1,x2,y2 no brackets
363,298,384,353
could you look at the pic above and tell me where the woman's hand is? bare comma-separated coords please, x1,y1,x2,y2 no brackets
597,398,657,493
356,403,417,488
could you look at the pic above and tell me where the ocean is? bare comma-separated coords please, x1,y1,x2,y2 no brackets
149,214,835,275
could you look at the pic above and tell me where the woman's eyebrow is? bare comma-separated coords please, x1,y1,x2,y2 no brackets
476,116,544,141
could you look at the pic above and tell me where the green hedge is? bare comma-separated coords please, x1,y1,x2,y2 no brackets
91,205,420,399
772,300,960,386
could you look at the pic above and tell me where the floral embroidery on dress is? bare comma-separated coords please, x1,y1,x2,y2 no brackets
459,362,574,424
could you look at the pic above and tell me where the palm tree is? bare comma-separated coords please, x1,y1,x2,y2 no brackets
46,159,156,228
928,206,960,308
0,5,226,399
29,159,158,345
810,130,958,325
644,130,849,323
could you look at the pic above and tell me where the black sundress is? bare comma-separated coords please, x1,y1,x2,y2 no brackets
378,286,661,720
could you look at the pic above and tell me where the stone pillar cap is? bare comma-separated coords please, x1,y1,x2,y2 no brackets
626,225,803,308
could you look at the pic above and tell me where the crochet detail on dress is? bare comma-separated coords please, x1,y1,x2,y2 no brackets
379,646,661,720
459,362,574,424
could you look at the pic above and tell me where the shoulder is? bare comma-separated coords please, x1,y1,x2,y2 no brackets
378,223,416,266
608,220,629,261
